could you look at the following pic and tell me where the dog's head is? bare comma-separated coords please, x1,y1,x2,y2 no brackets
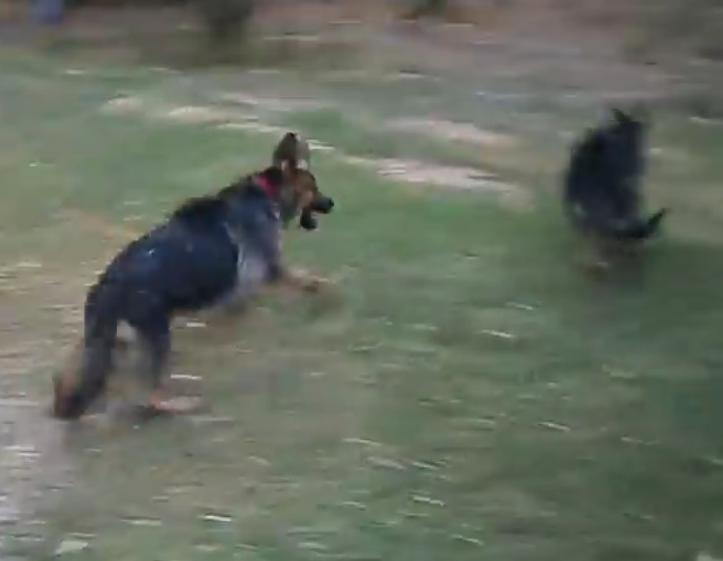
278,167,334,231
609,107,649,178
610,107,648,142
613,104,644,119
272,132,334,230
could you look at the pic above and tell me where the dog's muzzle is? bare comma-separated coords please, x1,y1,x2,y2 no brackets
300,196,334,231
313,196,334,214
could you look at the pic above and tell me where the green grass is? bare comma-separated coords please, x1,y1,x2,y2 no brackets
2,47,723,561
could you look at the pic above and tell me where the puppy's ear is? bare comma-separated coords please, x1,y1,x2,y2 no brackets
611,107,631,125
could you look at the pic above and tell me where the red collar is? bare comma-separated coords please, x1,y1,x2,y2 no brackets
256,174,279,201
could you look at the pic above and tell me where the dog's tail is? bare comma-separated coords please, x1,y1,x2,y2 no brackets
608,209,668,241
570,200,668,242
53,279,121,420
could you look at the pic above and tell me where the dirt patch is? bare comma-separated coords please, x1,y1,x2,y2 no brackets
0,398,74,544
388,118,517,147
100,93,325,132
217,91,328,113
650,146,692,164
381,71,440,83
345,155,530,209
161,105,237,125
100,95,145,116
0,279,80,554
216,121,287,135
59,209,139,242
100,96,256,126
306,139,336,152
690,116,723,127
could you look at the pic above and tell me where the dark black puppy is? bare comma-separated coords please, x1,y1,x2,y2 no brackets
564,108,666,243
53,135,333,420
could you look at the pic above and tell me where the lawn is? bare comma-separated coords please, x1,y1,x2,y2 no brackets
1,36,723,561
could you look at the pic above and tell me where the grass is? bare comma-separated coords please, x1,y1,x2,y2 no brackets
2,43,723,561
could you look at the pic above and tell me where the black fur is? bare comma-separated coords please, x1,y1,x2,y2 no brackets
564,109,667,241
55,169,289,419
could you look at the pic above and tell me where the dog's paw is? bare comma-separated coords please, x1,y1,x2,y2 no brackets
302,275,333,293
147,396,205,415
285,267,332,293
580,258,611,277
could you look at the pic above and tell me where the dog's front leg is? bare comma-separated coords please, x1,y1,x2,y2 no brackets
284,267,325,292
262,230,329,293
275,265,331,293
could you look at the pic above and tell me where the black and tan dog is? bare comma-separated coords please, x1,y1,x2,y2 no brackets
564,108,667,263
53,133,334,420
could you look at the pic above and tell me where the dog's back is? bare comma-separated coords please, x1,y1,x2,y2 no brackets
564,109,666,241
99,211,239,316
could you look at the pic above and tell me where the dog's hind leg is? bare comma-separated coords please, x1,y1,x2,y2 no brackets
135,318,202,415
134,318,170,394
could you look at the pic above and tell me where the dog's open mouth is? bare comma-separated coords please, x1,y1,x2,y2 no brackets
300,196,334,231
300,208,318,230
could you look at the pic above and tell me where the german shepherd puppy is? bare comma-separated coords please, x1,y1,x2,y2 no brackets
53,133,334,420
564,108,667,245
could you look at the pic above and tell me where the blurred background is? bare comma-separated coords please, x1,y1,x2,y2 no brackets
1,1,723,560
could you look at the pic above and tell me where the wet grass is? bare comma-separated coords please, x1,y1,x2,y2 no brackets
2,47,723,561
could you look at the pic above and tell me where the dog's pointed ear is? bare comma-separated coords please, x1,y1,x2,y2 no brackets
296,135,310,170
611,105,650,132
273,132,298,169
611,107,631,125
272,132,311,171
